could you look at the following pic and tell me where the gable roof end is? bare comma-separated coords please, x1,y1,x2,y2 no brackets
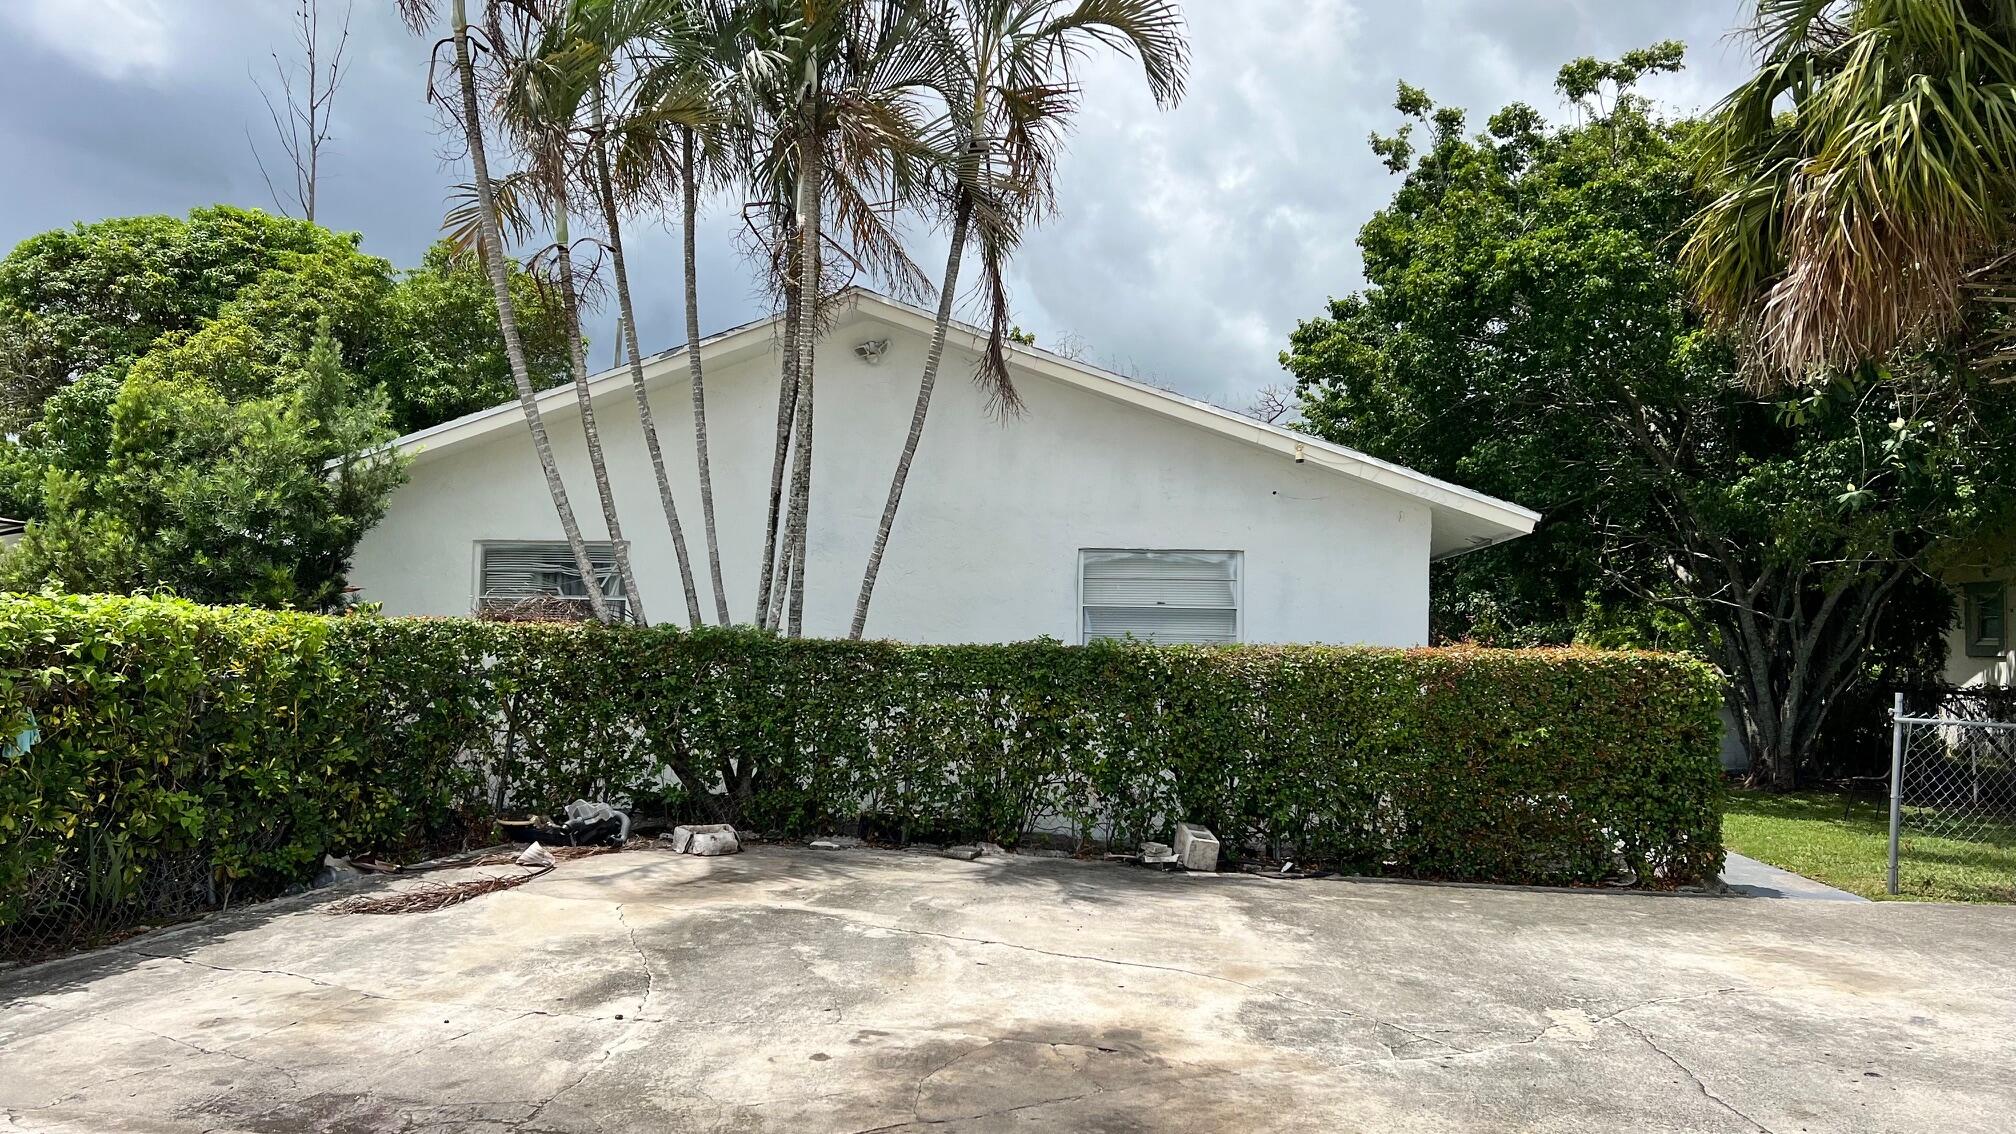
357,288,1538,560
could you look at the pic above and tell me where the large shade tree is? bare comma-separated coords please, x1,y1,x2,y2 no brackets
0,206,343,432
1285,48,2016,787
369,239,574,434
0,230,406,608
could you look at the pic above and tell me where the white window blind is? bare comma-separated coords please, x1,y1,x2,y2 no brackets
477,541,627,616
1080,550,1241,645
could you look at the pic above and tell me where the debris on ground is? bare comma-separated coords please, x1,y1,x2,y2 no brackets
560,800,630,845
1174,823,1221,871
808,835,865,850
464,843,620,867
1138,842,1178,866
313,854,364,889
514,841,557,868
941,845,982,861
324,866,552,916
499,800,631,847
664,824,740,856
977,842,1010,858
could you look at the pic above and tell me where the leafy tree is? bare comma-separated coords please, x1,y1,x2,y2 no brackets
3,334,403,609
0,209,423,607
368,241,572,435
1284,50,2016,787
0,206,348,430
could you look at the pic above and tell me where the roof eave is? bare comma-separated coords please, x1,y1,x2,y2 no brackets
333,288,1541,549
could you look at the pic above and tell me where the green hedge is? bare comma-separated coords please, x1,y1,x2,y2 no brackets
0,593,1726,950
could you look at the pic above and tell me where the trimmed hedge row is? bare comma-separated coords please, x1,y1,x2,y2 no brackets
0,593,1726,948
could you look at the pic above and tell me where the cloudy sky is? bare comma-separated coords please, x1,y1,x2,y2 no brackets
0,0,1758,408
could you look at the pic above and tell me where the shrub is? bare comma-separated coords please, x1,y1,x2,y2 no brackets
0,594,1725,956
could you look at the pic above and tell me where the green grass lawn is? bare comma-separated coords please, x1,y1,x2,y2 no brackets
1723,789,2016,903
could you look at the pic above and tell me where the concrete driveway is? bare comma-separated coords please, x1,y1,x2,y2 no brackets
3,846,2012,1134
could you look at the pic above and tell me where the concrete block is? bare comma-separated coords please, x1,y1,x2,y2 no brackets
941,845,982,861
1139,841,1178,865
667,824,740,856
1173,823,1221,872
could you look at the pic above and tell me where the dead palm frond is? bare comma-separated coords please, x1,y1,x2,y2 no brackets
324,865,552,914
1686,0,2016,384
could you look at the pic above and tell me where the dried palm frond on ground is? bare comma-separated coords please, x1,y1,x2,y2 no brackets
325,866,552,915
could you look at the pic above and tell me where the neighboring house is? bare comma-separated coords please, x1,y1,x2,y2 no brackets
0,517,22,551
1945,572,2012,687
346,289,1537,644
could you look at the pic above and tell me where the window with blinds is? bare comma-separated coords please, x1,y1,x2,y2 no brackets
476,541,627,616
1079,549,1242,645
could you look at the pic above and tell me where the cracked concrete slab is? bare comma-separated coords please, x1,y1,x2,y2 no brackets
3,846,2013,1133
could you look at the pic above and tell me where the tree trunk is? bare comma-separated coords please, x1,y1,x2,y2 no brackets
783,357,813,636
850,199,970,638
756,271,800,629
682,128,731,626
592,100,704,626
784,131,821,638
447,0,607,623
551,192,645,626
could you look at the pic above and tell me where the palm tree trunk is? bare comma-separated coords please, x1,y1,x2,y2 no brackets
447,0,607,623
850,198,970,638
681,128,731,626
551,191,645,626
592,101,704,626
784,126,821,639
756,275,800,630
783,352,813,636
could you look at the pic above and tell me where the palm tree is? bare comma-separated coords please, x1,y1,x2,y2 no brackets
847,0,1188,638
494,0,650,625
586,0,716,626
624,0,749,626
400,0,614,623
741,0,943,634
1686,0,2016,382
675,1,752,627
753,212,799,627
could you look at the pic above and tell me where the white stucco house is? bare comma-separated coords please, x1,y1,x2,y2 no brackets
347,289,1537,644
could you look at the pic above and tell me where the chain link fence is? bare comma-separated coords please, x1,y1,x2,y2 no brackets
1888,691,2016,897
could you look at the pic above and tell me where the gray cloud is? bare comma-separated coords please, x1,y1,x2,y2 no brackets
0,0,1759,408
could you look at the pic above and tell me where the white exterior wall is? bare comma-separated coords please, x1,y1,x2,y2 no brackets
1944,581,2013,687
349,309,1434,645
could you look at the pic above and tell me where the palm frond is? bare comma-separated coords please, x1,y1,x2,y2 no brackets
1686,0,2016,383
443,167,544,257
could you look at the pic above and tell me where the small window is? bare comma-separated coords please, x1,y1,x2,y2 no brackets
1966,582,2006,658
1080,549,1241,645
477,540,627,618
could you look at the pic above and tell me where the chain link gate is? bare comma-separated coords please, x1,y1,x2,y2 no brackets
1888,692,2016,896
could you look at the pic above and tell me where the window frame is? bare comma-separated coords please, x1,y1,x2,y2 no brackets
473,539,630,618
1965,581,2007,659
1076,548,1244,646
